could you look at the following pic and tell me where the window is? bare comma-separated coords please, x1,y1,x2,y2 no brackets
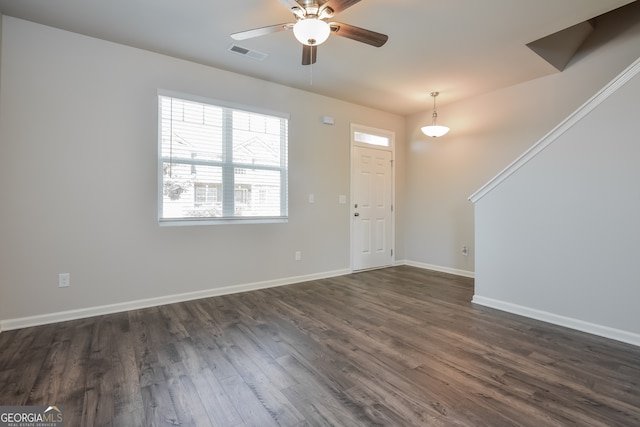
159,92,288,224
353,130,391,147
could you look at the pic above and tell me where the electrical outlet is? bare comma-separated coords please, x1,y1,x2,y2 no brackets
295,251,301,261
462,245,469,256
58,273,70,287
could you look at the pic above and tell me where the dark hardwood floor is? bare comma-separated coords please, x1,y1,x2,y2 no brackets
1,266,639,426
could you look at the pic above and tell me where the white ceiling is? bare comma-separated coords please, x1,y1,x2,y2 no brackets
0,0,635,115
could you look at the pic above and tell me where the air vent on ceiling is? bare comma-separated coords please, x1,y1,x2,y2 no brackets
228,44,268,61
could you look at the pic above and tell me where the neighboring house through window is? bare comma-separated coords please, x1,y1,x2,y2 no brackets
158,91,289,224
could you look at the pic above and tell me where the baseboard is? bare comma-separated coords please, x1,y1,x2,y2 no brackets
472,295,640,348
402,260,475,279
0,268,351,332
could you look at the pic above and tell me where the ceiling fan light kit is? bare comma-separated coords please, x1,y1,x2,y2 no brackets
293,18,331,46
421,92,450,138
230,0,388,65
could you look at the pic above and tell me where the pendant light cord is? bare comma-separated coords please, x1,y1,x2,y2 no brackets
431,92,439,125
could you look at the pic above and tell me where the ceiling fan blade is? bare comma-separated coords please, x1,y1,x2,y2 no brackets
231,23,292,41
330,22,388,47
278,0,307,18
278,0,302,10
322,0,361,16
302,45,318,65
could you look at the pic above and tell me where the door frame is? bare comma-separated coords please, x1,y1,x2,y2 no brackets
350,123,396,272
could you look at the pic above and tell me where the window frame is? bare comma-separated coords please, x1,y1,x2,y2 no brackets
157,90,289,226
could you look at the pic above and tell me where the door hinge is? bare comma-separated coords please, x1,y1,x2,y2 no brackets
391,204,394,212
391,248,394,256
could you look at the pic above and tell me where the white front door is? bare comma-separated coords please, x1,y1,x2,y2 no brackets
352,145,393,271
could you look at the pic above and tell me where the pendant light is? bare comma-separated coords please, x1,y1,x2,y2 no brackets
421,92,450,138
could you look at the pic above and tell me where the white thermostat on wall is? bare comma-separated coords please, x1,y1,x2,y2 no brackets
322,115,335,125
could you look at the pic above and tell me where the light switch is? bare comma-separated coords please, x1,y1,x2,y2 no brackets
339,195,346,204
309,194,315,203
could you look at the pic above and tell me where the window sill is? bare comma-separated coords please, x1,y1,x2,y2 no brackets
159,217,288,226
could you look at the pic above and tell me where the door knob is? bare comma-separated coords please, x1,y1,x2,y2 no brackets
354,212,360,216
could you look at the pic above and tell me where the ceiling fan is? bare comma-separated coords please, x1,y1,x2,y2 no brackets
231,0,388,65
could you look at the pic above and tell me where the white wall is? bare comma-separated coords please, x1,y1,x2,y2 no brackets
403,3,640,277
0,16,405,325
472,61,640,344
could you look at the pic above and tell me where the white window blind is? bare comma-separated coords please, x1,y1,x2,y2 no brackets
158,93,288,224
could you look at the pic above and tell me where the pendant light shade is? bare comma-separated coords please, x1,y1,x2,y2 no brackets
293,19,331,46
421,124,450,138
421,92,450,138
